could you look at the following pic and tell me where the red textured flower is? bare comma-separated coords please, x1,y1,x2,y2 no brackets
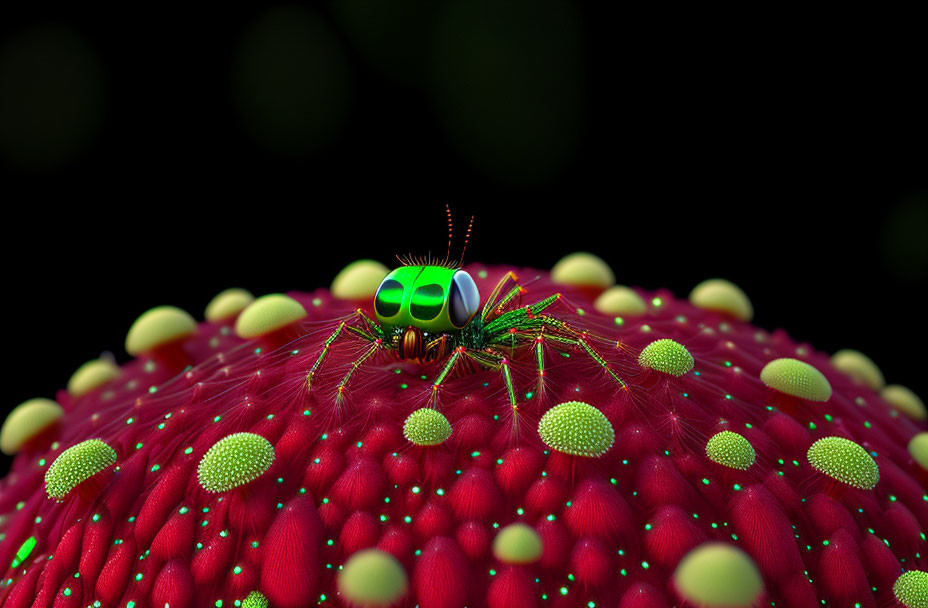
0,254,926,608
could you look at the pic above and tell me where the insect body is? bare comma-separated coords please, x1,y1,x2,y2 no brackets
373,264,481,362
307,263,628,416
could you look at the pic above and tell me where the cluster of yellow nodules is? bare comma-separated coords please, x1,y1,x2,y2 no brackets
4,254,925,608
638,339,695,377
893,570,928,608
44,438,117,500
335,523,542,607
1,358,124,456
196,432,275,494
760,358,834,402
907,432,928,472
492,523,544,564
827,348,926,422
0,288,271,459
337,549,408,607
403,408,453,447
191,261,388,342
126,285,314,355
537,400,615,458
673,543,763,607
550,250,924,415
0,398,64,456
807,436,880,490
550,252,754,322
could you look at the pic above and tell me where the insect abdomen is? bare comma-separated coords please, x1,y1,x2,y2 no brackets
398,326,425,360
395,326,449,362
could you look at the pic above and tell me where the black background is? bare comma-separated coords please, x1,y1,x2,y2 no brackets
1,3,926,477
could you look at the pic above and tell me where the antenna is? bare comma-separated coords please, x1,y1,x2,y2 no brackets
396,204,473,268
459,215,474,266
445,203,454,265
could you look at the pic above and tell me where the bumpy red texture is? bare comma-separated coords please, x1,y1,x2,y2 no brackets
0,264,925,607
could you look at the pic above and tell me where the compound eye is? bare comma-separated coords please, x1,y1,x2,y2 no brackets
410,284,445,321
374,279,403,318
449,270,480,327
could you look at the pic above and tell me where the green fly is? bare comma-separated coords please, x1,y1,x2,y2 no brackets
306,208,627,416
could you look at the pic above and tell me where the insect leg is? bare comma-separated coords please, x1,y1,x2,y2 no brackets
526,293,563,317
354,308,382,334
480,272,519,322
546,333,628,390
464,349,520,421
427,346,466,407
491,284,528,319
480,349,522,441
344,326,382,343
533,313,625,350
482,293,563,338
499,356,518,414
335,338,384,405
535,334,546,397
306,311,382,391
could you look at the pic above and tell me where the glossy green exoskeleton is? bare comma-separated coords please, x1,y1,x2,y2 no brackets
307,262,627,417
306,205,625,416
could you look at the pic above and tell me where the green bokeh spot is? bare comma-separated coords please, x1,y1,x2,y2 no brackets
537,401,614,458
638,339,694,377
807,436,879,490
11,536,36,568
403,408,452,447
197,432,275,493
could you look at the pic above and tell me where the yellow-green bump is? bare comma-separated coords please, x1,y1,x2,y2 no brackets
551,252,615,289
1,398,64,455
403,408,452,447
882,385,927,421
234,293,307,339
760,358,832,402
197,432,275,493
706,431,755,470
337,548,408,608
908,433,928,471
204,288,255,322
830,349,885,390
593,286,647,316
45,439,117,500
67,358,121,398
673,542,763,607
638,339,694,377
688,278,753,322
537,401,614,458
895,570,928,608
492,523,543,565
125,306,197,356
807,436,879,490
241,591,269,608
331,259,390,301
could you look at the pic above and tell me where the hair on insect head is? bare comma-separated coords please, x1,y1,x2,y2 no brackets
396,203,474,269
